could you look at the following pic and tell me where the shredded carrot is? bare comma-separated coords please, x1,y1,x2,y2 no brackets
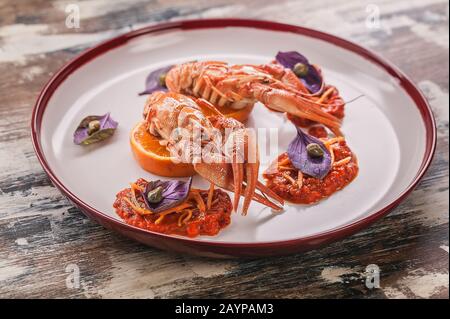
177,210,190,227
207,183,214,210
155,203,193,225
129,183,144,205
334,156,352,167
177,212,186,227
183,210,193,223
157,202,192,216
178,209,193,226
155,211,174,225
190,190,206,212
317,87,335,104
324,137,345,146
130,183,144,192
177,213,185,227
283,172,297,185
123,197,152,215
130,185,138,205
329,145,335,165
297,171,304,188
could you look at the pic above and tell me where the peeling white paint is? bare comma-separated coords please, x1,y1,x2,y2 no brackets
54,0,150,20
384,268,449,298
0,185,69,221
384,286,408,299
398,186,449,227
0,260,29,282
411,20,449,49
0,137,70,220
22,65,44,81
179,0,449,49
15,238,29,246
93,253,157,298
1,0,447,65
94,251,234,298
440,245,449,253
0,23,115,63
183,258,234,278
0,138,34,174
399,269,448,298
320,266,355,283
419,80,450,125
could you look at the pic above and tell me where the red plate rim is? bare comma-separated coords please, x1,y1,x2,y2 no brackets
30,19,436,257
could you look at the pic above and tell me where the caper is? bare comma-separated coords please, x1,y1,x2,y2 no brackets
159,73,167,87
293,63,308,77
306,143,324,158
147,186,164,204
87,120,101,135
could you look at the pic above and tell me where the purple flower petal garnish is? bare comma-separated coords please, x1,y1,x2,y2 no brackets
287,127,331,179
276,51,323,94
73,112,118,145
143,177,192,213
276,51,308,69
138,65,174,95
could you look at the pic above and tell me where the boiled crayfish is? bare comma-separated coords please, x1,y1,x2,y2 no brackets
143,91,284,215
165,60,343,136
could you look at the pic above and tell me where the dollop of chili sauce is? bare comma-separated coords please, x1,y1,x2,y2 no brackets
264,141,358,205
113,179,232,237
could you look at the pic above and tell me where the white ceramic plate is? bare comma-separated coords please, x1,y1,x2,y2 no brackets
32,20,435,257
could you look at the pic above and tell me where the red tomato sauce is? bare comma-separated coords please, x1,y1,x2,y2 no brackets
263,141,358,205
113,179,232,237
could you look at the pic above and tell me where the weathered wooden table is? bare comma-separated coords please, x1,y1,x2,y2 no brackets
0,0,448,299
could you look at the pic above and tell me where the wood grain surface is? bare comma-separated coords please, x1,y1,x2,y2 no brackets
0,0,448,299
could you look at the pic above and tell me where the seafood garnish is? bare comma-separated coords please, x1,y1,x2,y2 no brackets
142,177,192,213
138,65,173,96
114,178,233,237
275,51,323,94
264,136,358,205
165,60,343,136
287,127,332,179
73,112,118,145
124,52,360,227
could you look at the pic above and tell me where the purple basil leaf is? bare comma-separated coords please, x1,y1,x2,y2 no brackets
138,65,173,95
143,177,192,213
275,51,308,69
73,112,118,145
275,51,323,94
287,127,331,179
